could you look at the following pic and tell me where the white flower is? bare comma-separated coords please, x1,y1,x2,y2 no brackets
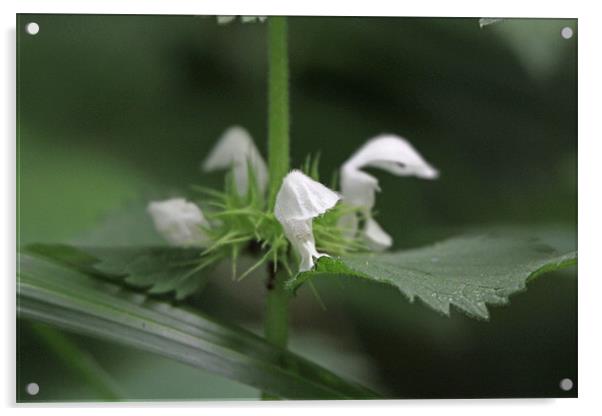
202,126,268,196
340,134,438,250
147,198,210,246
217,16,267,25
274,170,341,272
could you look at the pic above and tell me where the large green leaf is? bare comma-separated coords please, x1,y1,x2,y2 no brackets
17,253,378,399
288,235,577,320
26,244,211,300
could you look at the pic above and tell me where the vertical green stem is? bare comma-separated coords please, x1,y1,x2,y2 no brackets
263,16,291,400
267,16,290,209
264,267,289,348
262,266,289,400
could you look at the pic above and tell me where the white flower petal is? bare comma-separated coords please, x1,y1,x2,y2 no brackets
274,170,341,272
274,170,340,221
241,16,268,23
202,126,268,195
363,217,392,251
340,167,379,211
216,16,236,25
147,198,209,246
340,134,438,249
280,218,322,273
217,16,267,25
344,134,439,179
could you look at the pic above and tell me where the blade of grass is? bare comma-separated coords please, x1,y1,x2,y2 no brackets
18,253,379,399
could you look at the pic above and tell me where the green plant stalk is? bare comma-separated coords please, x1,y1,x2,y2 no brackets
263,16,291,400
264,268,290,348
262,267,290,400
267,16,290,209
265,264,289,348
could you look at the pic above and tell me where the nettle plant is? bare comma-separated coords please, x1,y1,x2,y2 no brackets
19,17,577,400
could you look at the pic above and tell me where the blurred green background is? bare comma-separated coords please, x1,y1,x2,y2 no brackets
17,15,577,400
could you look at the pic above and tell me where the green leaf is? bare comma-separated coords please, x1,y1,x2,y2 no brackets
26,244,211,300
287,235,577,320
17,253,378,399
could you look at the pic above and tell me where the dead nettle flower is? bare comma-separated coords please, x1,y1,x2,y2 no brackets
202,126,268,196
147,198,210,246
340,134,439,250
217,16,267,25
274,170,341,272
149,127,437,274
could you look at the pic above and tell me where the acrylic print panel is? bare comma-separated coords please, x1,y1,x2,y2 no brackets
16,14,577,401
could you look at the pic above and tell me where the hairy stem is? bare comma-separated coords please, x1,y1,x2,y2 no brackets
263,16,291,400
264,265,290,347
262,264,290,400
267,16,290,209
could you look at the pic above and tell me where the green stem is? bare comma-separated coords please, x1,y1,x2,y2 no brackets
264,267,290,347
267,16,290,209
262,266,290,400
263,16,291,400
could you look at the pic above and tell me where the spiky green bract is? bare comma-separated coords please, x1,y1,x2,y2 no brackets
29,160,368,302
301,153,367,257
314,204,366,256
193,166,289,280
194,162,366,281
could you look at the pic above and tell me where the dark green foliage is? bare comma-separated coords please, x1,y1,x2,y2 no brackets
26,244,212,300
17,254,379,399
288,235,577,319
